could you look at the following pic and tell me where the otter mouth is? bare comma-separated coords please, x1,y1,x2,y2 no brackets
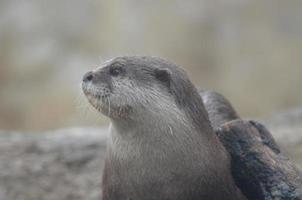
82,81,111,112
82,81,132,119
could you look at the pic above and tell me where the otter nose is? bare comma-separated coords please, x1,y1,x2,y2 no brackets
83,71,94,82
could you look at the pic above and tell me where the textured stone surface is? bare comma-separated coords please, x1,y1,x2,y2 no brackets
0,128,108,200
217,120,302,200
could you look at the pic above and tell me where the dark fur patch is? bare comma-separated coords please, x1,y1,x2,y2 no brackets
154,68,171,82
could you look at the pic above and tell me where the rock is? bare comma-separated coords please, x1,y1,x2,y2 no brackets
263,108,302,168
217,120,302,200
264,108,302,146
0,127,108,200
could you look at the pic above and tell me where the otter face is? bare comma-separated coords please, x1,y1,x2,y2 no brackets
82,56,174,120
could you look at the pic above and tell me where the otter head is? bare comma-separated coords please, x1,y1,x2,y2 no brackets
82,56,209,129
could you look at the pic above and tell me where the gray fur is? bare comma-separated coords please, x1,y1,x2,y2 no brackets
82,56,247,200
200,91,240,130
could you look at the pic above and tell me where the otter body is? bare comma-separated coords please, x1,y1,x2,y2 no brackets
200,91,240,129
103,112,237,200
82,56,246,200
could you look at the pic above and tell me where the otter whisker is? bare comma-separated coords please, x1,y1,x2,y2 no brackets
168,125,173,136
107,96,111,116
119,104,122,116
76,89,105,120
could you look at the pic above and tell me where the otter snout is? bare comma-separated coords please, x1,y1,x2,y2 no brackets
83,71,94,83
82,69,112,86
82,70,111,95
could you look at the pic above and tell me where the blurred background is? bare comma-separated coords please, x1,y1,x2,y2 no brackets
1,0,302,131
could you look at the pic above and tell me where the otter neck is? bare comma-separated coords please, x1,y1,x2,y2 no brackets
108,105,215,145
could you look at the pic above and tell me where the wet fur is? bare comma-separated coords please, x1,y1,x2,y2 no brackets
82,56,246,200
200,91,240,129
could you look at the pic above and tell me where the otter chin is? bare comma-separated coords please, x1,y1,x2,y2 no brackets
82,66,131,119
82,56,246,200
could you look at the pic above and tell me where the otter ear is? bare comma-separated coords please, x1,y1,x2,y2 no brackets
154,68,171,82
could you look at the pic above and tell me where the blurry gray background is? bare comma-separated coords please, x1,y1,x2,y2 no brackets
1,0,302,131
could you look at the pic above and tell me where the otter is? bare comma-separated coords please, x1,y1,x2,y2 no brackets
200,91,240,129
82,56,246,200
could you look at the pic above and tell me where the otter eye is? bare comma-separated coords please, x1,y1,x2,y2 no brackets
154,68,171,82
110,67,123,77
